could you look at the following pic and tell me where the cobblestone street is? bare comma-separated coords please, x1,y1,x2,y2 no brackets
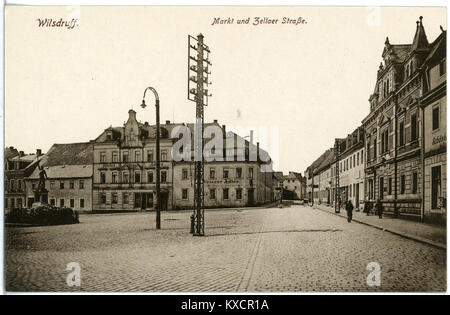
5,205,446,292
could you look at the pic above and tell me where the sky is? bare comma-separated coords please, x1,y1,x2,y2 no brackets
4,6,446,174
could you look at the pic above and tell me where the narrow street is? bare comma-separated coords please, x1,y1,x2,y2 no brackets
5,206,446,292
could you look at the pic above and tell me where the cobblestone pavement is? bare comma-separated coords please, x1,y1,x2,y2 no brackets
5,205,446,292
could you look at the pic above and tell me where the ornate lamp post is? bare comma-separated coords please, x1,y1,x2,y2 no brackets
141,87,161,230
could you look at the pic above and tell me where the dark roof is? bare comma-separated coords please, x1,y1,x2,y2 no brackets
411,17,429,51
4,147,19,160
39,142,93,167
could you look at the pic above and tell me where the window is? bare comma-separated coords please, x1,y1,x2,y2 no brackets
411,113,417,141
439,59,446,76
210,189,216,200
353,155,356,168
249,167,254,179
379,177,384,200
112,152,118,162
17,180,22,191
135,150,141,162
100,172,106,184
70,181,75,189
70,199,75,208
100,193,106,204
161,171,167,183
123,172,129,183
60,181,65,189
123,193,129,205
50,199,55,206
388,177,392,195
349,157,352,169
223,188,229,200
11,198,15,209
123,151,129,162
381,130,389,153
399,121,405,146
161,150,168,161
400,175,406,194
236,188,242,200
412,171,418,194
357,152,360,166
112,193,118,204
236,168,242,178
432,106,440,131
182,168,188,180
17,198,22,209
431,166,441,209
50,180,55,189
373,138,377,159
223,168,229,179
60,199,65,207
112,172,118,184
182,189,188,200
367,143,371,162
210,168,216,179
100,152,106,163
147,150,154,162
148,171,154,183
135,171,141,183
79,180,84,189
5,198,8,209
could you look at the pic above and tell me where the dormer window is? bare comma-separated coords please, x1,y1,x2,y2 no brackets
106,131,112,141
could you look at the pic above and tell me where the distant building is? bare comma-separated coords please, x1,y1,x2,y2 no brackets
4,149,41,211
25,143,93,211
282,172,306,200
92,109,274,211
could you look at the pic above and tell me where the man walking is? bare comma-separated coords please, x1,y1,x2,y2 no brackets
345,200,354,223
375,199,383,219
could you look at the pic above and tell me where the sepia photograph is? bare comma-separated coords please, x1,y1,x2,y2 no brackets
1,2,448,299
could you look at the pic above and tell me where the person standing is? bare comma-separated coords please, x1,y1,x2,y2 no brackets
345,200,354,223
375,199,383,219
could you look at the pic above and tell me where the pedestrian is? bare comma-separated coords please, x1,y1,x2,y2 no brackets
375,199,383,219
345,200,354,223
363,200,372,216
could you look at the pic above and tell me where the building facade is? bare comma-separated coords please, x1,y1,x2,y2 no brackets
421,29,446,224
4,149,41,211
25,143,93,211
362,17,444,221
282,172,306,200
92,109,274,211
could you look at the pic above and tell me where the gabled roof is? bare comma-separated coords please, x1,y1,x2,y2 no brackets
39,142,93,167
29,165,92,179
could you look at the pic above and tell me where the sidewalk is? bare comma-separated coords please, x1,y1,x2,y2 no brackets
313,204,446,250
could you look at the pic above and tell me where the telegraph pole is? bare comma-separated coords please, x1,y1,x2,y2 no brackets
188,34,212,236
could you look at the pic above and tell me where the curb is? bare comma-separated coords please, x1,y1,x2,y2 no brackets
313,205,446,251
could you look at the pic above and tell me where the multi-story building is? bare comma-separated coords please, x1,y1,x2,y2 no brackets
272,171,284,202
25,143,93,211
332,127,365,210
420,28,446,224
282,172,306,200
4,149,41,211
92,109,274,211
362,17,443,221
315,149,335,206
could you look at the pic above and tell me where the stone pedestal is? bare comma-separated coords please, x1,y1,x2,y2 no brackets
34,187,49,205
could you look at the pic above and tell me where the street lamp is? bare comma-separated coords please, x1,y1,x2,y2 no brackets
141,87,161,230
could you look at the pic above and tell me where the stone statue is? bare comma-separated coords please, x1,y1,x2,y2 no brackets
37,163,48,190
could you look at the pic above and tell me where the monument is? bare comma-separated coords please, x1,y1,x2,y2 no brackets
33,162,49,205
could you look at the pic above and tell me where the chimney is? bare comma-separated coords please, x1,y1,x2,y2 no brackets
213,119,218,123
257,142,260,162
36,149,42,156
144,122,149,126
250,130,254,144
166,120,171,125
19,151,24,157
